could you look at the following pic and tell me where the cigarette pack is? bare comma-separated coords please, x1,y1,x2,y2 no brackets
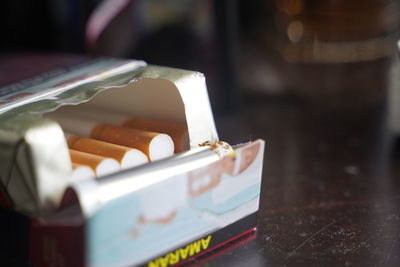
0,58,265,266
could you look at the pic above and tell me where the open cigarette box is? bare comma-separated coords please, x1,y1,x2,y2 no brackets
0,58,265,267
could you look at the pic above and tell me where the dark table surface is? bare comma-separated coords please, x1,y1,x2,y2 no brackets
1,54,400,267
200,96,400,267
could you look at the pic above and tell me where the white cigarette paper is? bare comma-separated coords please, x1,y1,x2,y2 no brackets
69,149,121,177
71,163,96,181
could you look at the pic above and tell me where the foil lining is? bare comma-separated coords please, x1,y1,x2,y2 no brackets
70,140,247,218
0,58,219,214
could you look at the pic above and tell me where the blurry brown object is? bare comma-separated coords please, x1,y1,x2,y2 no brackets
273,0,400,62
264,0,400,111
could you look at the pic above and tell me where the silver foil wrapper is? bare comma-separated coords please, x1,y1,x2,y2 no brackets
0,58,219,214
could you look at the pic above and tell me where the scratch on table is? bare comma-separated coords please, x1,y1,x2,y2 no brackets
284,221,335,261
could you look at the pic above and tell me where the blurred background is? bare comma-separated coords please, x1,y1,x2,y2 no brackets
1,0,399,114
2,1,400,266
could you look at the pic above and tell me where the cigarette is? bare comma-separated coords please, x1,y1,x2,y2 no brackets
50,107,189,152
122,118,188,153
71,163,96,181
67,134,148,169
69,149,121,177
47,112,175,161
90,124,174,161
